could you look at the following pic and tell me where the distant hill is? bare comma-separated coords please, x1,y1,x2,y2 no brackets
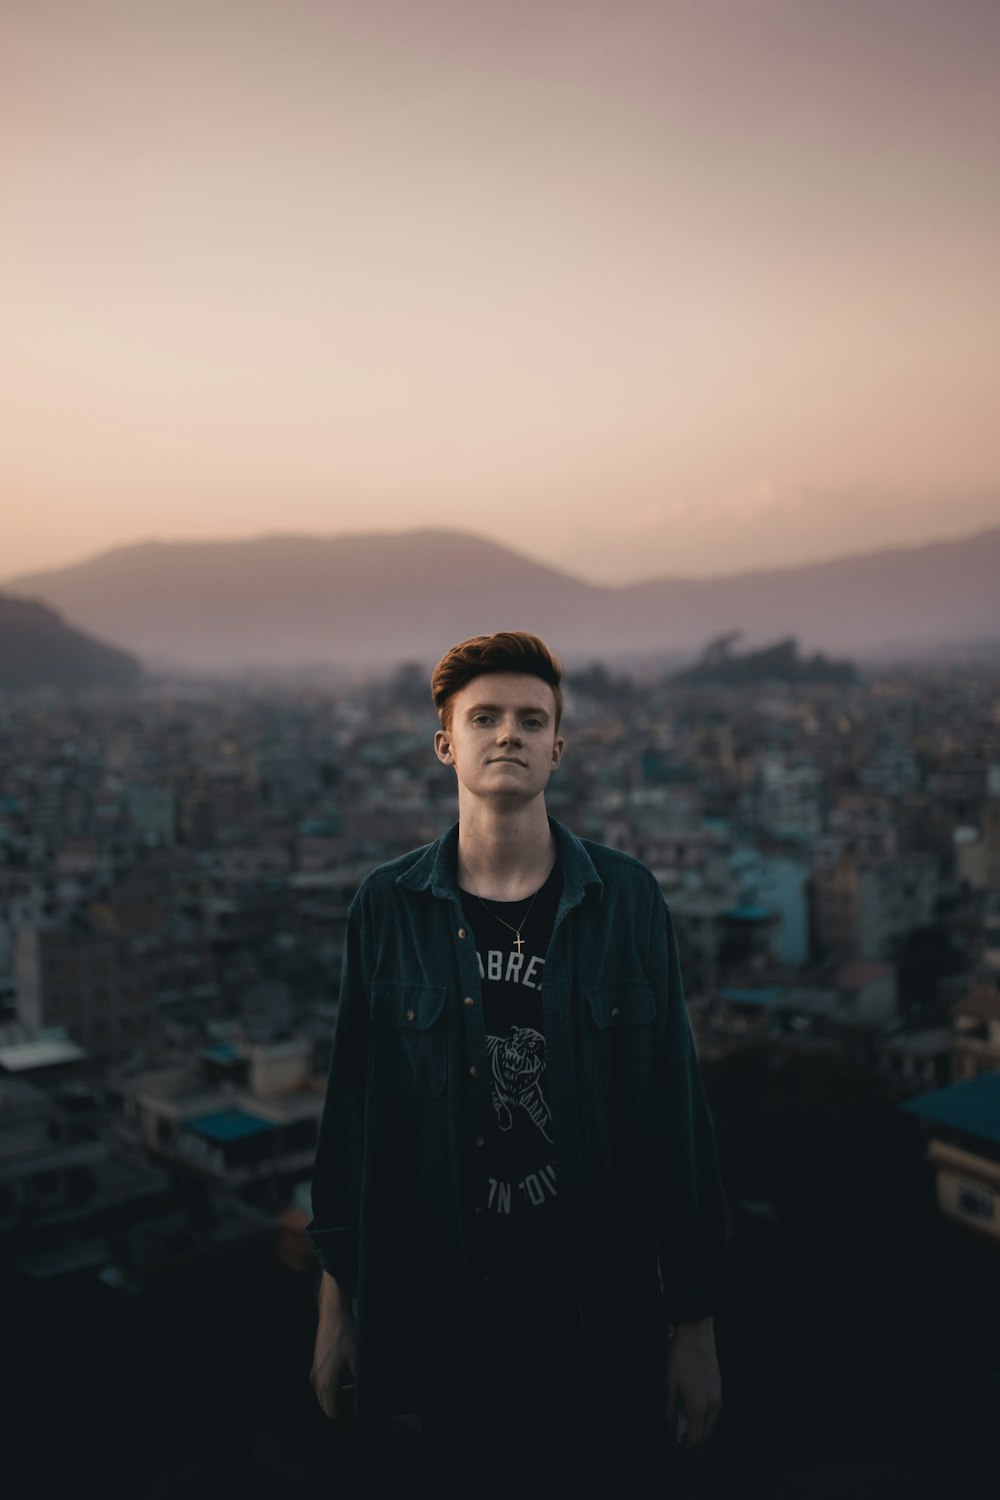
671,632,858,686
0,593,143,691
3,525,999,674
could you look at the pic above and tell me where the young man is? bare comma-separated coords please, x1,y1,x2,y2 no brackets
307,631,729,1489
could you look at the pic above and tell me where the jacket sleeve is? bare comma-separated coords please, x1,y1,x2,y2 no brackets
650,893,732,1324
304,891,371,1295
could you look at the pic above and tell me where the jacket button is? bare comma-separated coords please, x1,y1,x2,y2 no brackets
475,1135,485,1147
474,1204,484,1214
464,996,475,1008
610,1006,620,1019
469,1064,480,1078
405,1009,415,1021
458,928,467,938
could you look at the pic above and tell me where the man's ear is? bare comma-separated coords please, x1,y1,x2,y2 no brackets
434,729,455,766
551,734,565,769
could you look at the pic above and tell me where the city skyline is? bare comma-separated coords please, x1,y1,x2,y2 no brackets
5,0,1000,583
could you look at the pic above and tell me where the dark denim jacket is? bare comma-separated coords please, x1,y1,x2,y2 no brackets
306,815,731,1420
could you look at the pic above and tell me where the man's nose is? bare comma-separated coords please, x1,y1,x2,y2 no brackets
497,717,523,743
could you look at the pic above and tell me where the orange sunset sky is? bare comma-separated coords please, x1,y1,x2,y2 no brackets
3,0,999,585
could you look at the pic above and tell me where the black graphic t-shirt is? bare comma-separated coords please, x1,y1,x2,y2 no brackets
460,855,582,1416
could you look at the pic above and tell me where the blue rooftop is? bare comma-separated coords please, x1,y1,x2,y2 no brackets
718,986,786,1007
185,1110,275,1143
724,904,774,921
201,1043,238,1062
300,817,342,837
900,1071,1000,1148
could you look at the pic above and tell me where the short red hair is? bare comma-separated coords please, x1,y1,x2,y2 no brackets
430,631,564,733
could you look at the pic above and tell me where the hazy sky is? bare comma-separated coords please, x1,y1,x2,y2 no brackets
4,0,999,584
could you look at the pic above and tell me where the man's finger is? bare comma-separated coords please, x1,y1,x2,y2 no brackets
684,1400,723,1452
680,1413,701,1453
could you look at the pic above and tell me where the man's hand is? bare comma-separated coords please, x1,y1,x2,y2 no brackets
309,1272,357,1428
664,1317,721,1454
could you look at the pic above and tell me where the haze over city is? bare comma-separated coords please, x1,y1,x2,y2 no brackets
4,0,999,586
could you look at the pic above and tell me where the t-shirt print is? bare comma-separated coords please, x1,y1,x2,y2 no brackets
486,1026,552,1143
460,857,563,1231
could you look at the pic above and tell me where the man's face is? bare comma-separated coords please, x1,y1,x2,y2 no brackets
434,672,564,804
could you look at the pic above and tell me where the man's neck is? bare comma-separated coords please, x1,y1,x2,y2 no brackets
455,795,557,901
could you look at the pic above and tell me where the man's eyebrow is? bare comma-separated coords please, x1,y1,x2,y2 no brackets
466,702,551,716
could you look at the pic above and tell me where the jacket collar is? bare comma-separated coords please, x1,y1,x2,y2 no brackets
396,814,604,906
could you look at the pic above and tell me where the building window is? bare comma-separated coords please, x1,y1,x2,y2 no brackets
956,1181,995,1222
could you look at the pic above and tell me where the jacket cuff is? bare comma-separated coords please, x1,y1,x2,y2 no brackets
304,1221,359,1296
665,1282,733,1325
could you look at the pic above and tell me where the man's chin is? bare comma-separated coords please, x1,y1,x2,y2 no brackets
466,782,544,801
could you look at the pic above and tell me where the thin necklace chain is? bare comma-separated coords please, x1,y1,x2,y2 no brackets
475,885,541,953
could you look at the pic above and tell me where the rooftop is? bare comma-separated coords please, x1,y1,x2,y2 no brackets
185,1109,276,1143
0,1032,87,1072
901,1071,1000,1148
718,986,786,1008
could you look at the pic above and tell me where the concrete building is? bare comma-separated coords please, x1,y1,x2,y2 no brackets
124,781,176,847
879,1026,953,1093
740,752,824,841
833,961,898,1028
667,892,739,996
902,1071,1000,1243
0,1074,170,1278
811,850,939,965
732,849,811,967
0,1025,87,1085
700,985,786,1059
951,984,1000,1083
13,921,158,1058
107,1036,324,1203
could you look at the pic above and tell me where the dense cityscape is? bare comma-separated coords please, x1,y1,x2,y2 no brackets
3,655,999,1497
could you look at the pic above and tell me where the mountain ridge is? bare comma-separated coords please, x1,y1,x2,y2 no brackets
4,525,999,674
11,521,999,590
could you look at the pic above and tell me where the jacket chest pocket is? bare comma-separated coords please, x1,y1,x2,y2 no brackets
584,980,657,1095
371,982,448,1098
